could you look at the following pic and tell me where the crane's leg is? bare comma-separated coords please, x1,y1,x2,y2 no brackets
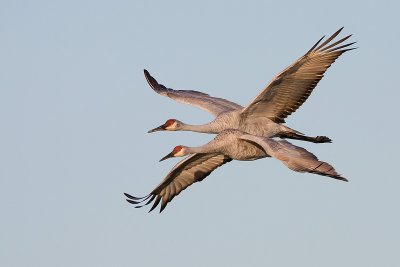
278,132,332,143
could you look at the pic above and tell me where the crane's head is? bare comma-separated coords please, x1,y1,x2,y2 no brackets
159,145,189,161
148,119,182,133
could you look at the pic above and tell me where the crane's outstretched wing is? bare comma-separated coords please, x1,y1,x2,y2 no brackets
144,70,243,116
240,134,347,181
125,153,232,213
241,27,356,123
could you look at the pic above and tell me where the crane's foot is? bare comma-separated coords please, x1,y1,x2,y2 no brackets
313,136,332,143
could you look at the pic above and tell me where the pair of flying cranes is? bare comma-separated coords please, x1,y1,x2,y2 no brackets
125,27,355,213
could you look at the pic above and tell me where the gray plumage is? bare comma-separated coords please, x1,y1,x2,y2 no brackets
125,153,232,213
146,28,355,143
240,134,344,179
125,130,347,213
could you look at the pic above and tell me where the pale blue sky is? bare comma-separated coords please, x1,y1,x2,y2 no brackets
1,1,399,266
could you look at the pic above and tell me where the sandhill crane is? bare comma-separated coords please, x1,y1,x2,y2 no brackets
146,28,355,143
125,130,347,213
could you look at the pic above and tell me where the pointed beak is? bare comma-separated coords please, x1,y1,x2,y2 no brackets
159,151,175,162
148,125,165,133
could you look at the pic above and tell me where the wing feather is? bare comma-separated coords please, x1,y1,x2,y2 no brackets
241,28,356,123
144,70,242,116
125,153,232,213
240,134,347,181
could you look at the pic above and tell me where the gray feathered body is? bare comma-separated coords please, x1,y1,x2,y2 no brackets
189,129,268,161
189,129,346,181
205,110,297,137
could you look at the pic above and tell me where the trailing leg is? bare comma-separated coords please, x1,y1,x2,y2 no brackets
278,132,332,143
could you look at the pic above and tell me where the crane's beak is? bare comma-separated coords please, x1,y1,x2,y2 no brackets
159,151,175,162
148,124,166,133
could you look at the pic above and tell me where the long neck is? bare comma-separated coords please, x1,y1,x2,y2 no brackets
180,122,219,134
185,138,223,154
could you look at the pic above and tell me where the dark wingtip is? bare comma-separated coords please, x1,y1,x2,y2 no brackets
334,175,348,182
143,68,166,92
126,199,140,205
144,69,153,81
148,196,161,213
160,201,168,213
124,193,141,200
307,35,325,54
335,26,344,35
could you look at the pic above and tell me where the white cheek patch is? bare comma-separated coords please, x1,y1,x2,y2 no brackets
166,121,177,130
175,150,185,157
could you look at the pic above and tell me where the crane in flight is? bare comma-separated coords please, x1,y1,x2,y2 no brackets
125,130,346,213
146,27,355,143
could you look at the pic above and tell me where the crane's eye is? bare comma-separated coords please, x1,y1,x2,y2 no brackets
165,119,176,126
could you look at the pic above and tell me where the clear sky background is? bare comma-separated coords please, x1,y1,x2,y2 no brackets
1,0,399,266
